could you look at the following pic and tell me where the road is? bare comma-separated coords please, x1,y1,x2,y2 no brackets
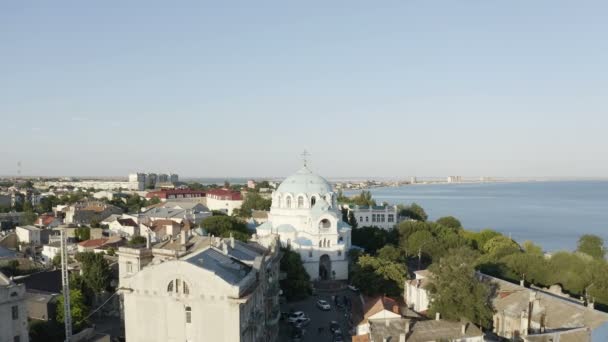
279,288,361,342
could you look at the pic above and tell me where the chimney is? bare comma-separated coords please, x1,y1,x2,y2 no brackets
399,333,406,342
180,231,187,245
520,279,525,287
405,320,410,333
230,233,235,248
146,232,151,249
435,312,440,321
461,323,467,335
222,241,228,254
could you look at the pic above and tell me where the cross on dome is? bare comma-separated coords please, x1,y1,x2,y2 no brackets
300,150,311,168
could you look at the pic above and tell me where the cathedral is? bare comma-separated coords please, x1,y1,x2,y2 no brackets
256,165,352,280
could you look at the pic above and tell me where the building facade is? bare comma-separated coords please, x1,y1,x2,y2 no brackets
119,233,281,342
346,204,399,230
256,166,352,280
0,272,29,342
205,189,243,215
16,225,42,245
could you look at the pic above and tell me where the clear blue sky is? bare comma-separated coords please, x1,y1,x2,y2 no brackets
2,1,607,178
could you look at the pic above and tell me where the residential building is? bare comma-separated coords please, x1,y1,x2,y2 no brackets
0,271,29,342
13,271,62,322
139,220,184,243
139,205,209,226
43,179,144,191
118,232,282,342
247,180,256,189
64,202,123,225
256,165,352,280
34,213,63,229
108,218,139,237
169,174,179,184
16,225,42,245
404,270,431,313
146,189,206,201
357,317,484,342
78,238,109,253
205,189,243,215
345,204,399,230
92,191,118,200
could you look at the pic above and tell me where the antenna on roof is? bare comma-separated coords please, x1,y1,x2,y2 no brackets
301,150,311,168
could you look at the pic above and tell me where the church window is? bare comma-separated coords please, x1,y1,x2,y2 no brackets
185,306,192,323
297,196,304,208
286,197,291,208
126,261,133,274
338,237,343,243
176,279,181,293
327,240,330,247
167,280,174,293
311,196,316,206
319,219,331,229
183,282,189,295
319,240,322,248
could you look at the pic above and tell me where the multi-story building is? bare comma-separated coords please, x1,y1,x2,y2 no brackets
118,232,282,342
146,189,206,201
16,225,42,245
64,202,123,225
157,174,169,183
345,204,399,230
0,271,29,342
205,189,243,215
169,174,179,184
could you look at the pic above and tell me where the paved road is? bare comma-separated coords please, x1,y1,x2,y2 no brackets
279,288,360,342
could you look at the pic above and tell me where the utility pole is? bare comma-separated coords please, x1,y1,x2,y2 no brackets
60,229,72,341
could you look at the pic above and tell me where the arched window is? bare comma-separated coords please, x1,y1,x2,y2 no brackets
185,306,192,323
311,196,316,206
286,197,291,208
167,279,190,295
297,196,304,208
167,280,174,293
338,237,343,243
319,240,322,248
319,219,331,229
183,282,189,295
327,240,331,247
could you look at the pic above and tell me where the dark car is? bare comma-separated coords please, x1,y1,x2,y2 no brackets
329,321,341,335
333,333,344,342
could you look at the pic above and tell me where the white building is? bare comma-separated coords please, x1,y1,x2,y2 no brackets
205,189,243,215
41,242,61,265
16,225,42,245
404,270,431,313
118,233,282,342
256,166,352,280
0,271,29,342
108,218,140,238
345,204,399,230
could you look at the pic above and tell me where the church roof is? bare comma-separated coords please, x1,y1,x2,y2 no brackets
276,224,296,233
276,167,333,195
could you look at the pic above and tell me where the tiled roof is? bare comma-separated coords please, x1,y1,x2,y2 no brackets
206,188,242,200
78,238,108,248
363,296,400,321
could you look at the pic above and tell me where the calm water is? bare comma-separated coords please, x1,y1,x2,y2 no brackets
346,181,608,253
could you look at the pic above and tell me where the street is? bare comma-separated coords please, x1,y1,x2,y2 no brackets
279,288,361,342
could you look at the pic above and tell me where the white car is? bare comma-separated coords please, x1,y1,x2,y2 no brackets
316,299,331,311
287,311,307,323
293,317,311,329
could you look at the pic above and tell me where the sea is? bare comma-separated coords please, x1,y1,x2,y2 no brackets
345,181,608,253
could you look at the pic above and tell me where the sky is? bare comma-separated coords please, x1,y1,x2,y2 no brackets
1,1,607,178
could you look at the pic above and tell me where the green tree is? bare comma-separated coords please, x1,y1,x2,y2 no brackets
577,234,606,259
352,226,395,254
427,247,494,328
522,240,543,256
481,235,520,258
29,320,64,342
147,196,161,206
200,216,250,241
280,248,311,300
128,236,147,246
347,211,358,229
74,227,91,241
398,203,428,221
57,289,88,332
75,252,111,293
351,254,407,297
436,216,462,230
237,192,271,218
377,245,402,262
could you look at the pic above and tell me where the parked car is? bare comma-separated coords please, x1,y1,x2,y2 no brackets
293,317,311,329
316,299,331,311
329,321,342,335
288,311,307,323
333,333,344,342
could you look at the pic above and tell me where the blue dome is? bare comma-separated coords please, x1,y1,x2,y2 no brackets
276,167,333,195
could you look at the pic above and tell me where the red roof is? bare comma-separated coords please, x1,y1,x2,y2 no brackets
362,296,400,321
146,189,206,199
37,214,58,227
78,238,108,248
206,188,242,200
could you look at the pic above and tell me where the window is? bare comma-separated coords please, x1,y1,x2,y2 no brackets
286,197,291,208
372,214,376,222
297,196,304,208
167,279,190,294
167,281,174,293
126,261,133,274
388,214,394,223
309,250,313,257
12,305,18,320
185,306,192,323
360,216,363,222
276,195,281,207
366,216,369,222
338,250,342,256
338,237,343,243
176,279,181,293
183,282,189,295
319,219,331,229
319,240,322,248
311,196,316,206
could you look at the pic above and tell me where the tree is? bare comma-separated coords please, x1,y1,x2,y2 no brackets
427,247,494,328
74,227,91,241
29,320,64,342
147,197,161,206
377,245,402,262
398,203,428,221
280,248,311,300
352,226,395,254
482,235,521,258
577,234,606,259
237,192,271,218
200,216,250,241
522,240,543,256
436,216,462,230
57,289,88,332
75,252,111,293
128,236,147,246
347,211,358,229
351,254,407,297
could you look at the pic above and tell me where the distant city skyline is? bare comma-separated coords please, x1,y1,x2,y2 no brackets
2,1,607,178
